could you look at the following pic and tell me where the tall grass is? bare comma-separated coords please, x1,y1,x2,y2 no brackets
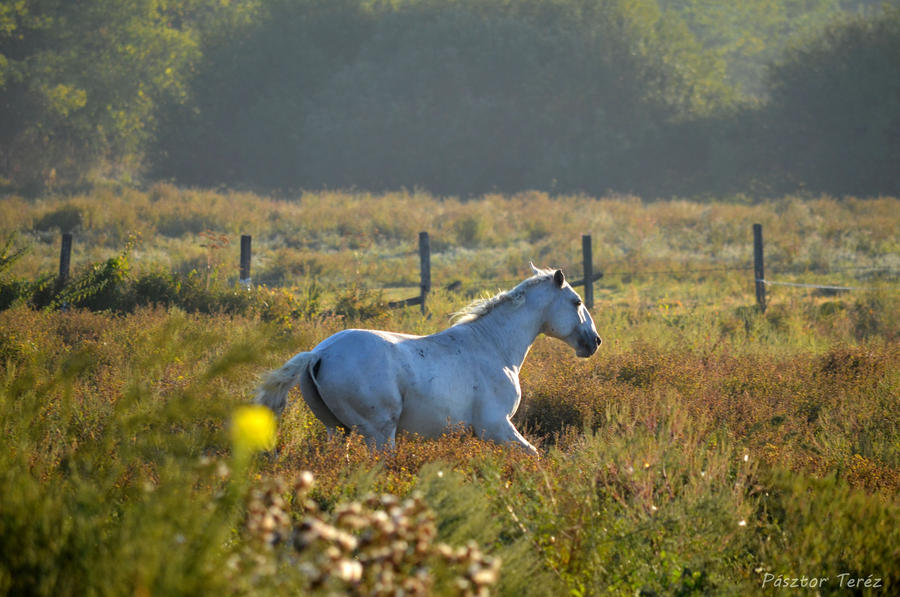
1,187,898,595
3,187,897,295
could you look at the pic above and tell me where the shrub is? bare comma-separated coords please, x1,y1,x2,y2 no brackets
0,278,29,311
756,470,900,592
331,283,387,321
128,269,182,308
33,204,84,233
236,471,503,595
0,313,246,596
453,215,488,248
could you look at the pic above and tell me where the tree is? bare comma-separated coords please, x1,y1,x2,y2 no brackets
152,0,370,188
765,7,900,195
154,0,736,196
0,0,221,192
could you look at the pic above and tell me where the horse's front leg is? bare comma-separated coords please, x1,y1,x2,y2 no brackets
479,416,538,456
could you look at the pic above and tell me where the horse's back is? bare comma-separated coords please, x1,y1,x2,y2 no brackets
313,328,413,382
315,328,418,351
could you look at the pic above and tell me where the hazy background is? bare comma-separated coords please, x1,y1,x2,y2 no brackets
1,0,897,198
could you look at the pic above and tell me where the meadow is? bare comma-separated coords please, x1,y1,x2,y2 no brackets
1,187,898,595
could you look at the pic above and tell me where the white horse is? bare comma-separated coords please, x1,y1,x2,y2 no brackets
254,264,601,454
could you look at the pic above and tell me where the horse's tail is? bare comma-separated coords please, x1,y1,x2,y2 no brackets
254,351,320,417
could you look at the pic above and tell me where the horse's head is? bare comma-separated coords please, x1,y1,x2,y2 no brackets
535,266,602,358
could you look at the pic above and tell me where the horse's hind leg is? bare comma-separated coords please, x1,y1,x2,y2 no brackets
336,406,399,451
298,358,345,431
354,407,400,450
312,361,401,450
304,330,406,450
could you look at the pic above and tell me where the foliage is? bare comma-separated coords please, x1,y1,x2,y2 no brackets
657,0,886,96
0,308,248,595
0,234,26,275
0,186,898,594
331,283,388,321
152,0,369,189
158,0,736,196
765,6,900,196
0,234,30,309
238,472,504,595
49,242,133,310
2,1,897,196
0,229,329,320
32,203,83,233
0,0,231,192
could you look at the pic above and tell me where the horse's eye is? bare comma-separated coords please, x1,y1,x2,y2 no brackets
574,299,582,307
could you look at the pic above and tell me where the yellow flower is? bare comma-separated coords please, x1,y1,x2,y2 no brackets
231,405,276,454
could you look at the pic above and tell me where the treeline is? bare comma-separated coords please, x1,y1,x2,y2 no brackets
1,0,898,198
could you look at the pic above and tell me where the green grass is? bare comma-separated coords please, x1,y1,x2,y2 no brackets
1,187,898,595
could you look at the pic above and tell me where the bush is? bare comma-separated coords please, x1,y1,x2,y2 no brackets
128,270,182,308
765,7,900,195
33,205,84,233
331,283,387,321
237,471,504,595
158,0,735,196
0,313,243,596
757,470,900,592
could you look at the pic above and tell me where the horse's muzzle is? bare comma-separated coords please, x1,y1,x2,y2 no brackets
576,332,602,358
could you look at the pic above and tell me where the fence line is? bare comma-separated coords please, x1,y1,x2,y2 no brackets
53,224,896,315
793,264,899,275
239,234,251,286
58,232,73,287
386,232,430,314
581,234,594,309
749,222,900,311
599,265,752,276
758,279,863,292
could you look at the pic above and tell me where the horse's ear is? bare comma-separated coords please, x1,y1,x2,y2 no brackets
553,269,565,287
529,262,541,275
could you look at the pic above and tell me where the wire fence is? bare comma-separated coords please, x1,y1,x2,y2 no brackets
440,224,896,313
53,225,898,315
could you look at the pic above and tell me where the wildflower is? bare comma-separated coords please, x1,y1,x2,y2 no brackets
231,405,277,454
738,519,747,527
334,559,363,583
295,470,315,493
216,461,231,479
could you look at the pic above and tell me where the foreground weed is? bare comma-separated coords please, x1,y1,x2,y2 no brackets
489,401,760,595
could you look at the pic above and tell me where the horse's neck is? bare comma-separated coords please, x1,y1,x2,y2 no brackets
466,295,545,370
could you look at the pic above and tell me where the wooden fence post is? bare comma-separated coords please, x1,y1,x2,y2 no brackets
419,231,430,314
753,223,766,312
582,234,594,310
239,234,252,285
58,232,73,287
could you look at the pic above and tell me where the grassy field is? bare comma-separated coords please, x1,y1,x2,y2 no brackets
1,188,898,595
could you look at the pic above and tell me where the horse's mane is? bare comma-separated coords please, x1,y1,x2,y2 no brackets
451,266,556,325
